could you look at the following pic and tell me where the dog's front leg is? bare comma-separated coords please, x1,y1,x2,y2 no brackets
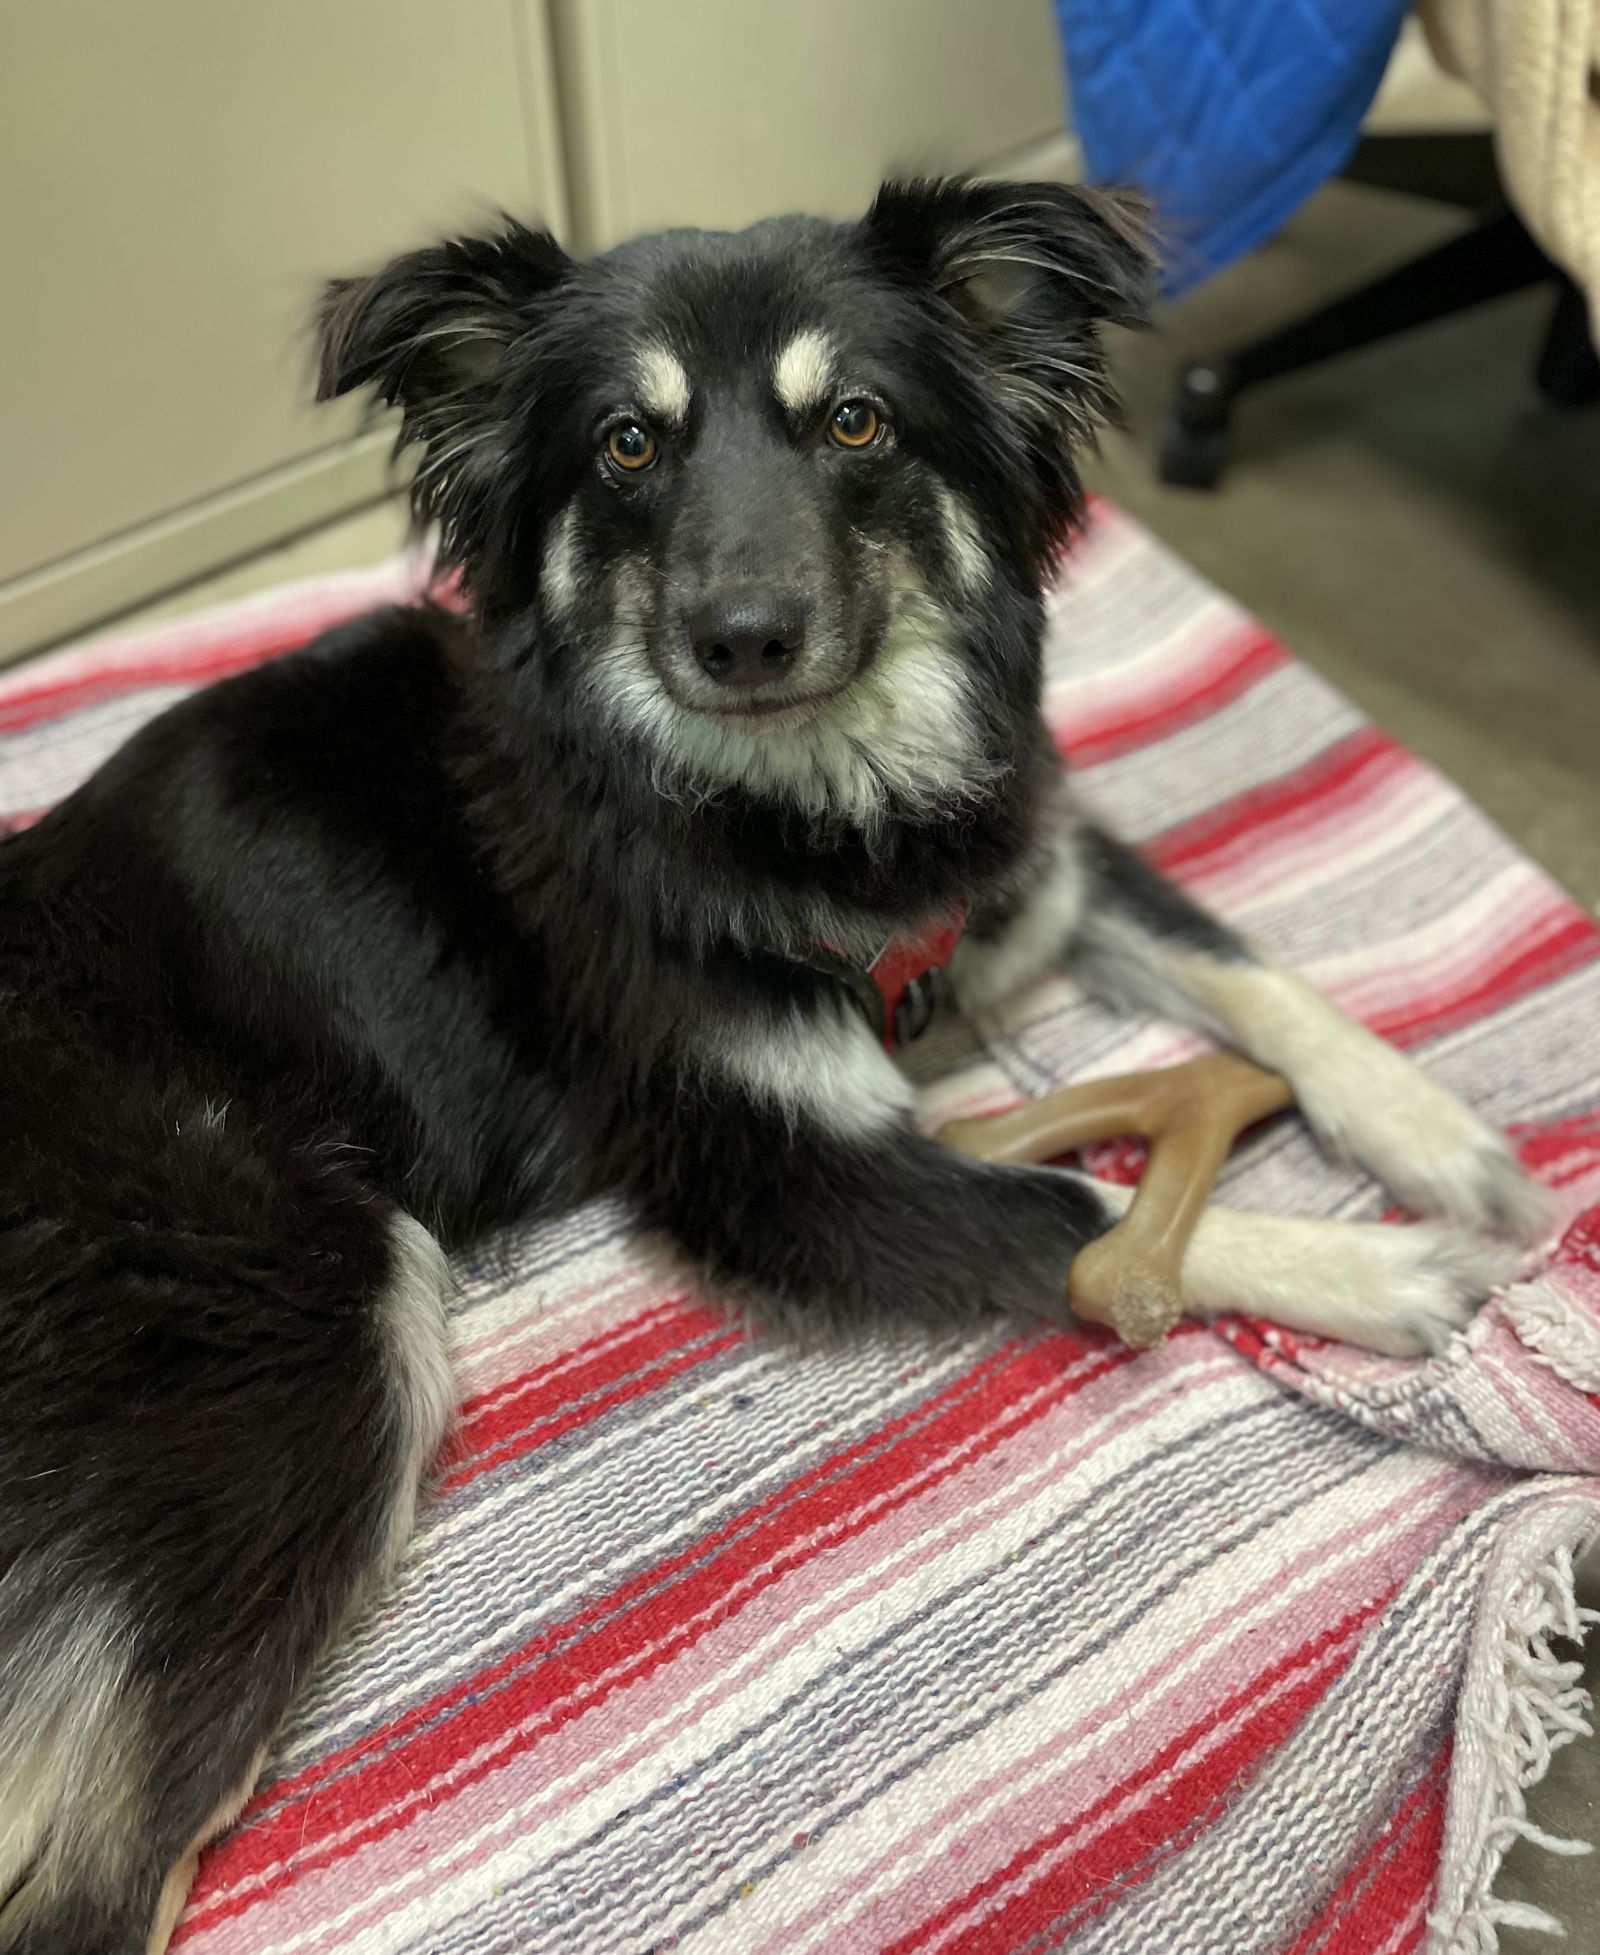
617,992,1115,1337
600,989,1500,1355
952,821,1550,1244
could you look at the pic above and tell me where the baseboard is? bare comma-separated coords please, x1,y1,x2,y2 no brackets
0,431,398,666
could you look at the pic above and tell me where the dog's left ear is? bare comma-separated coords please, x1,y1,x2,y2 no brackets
861,176,1154,334
860,176,1155,431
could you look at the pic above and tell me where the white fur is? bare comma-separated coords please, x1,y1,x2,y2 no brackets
1179,961,1553,1244
590,564,991,831
1085,1176,1513,1357
541,505,582,618
702,996,914,1139
635,343,691,427
933,482,991,596
949,818,1086,1014
1182,1205,1515,1356
772,329,836,417
0,1577,143,1930
374,1212,455,1573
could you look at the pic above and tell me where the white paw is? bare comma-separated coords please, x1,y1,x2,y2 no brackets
1187,964,1553,1246
1294,1046,1553,1247
1181,1207,1520,1358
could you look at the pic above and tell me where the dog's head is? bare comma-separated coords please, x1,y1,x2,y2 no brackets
318,180,1151,829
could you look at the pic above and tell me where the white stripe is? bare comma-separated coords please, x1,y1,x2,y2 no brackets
1193,765,1448,915
271,1327,988,1770
1073,668,1368,833
0,555,424,702
242,1352,1255,1954
784,1454,1470,1955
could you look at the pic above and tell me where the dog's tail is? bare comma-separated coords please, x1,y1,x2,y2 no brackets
0,1199,454,1955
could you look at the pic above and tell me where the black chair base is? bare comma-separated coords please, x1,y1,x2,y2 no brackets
1156,135,1600,490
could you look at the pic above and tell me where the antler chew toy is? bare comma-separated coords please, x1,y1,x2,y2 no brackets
935,1053,1294,1349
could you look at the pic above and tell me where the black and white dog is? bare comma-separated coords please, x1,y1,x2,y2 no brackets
0,179,1547,1952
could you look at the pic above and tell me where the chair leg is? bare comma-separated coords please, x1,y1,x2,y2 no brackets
1159,210,1554,489
1535,279,1600,407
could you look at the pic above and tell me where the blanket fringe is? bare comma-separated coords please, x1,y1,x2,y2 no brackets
1433,1515,1600,1952
1500,1281,1600,1395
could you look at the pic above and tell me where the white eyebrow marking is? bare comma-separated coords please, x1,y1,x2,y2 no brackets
772,329,836,417
635,343,691,427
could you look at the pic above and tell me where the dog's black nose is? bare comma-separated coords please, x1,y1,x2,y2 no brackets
688,591,806,689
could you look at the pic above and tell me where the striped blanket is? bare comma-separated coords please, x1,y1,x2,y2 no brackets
3,502,1599,1955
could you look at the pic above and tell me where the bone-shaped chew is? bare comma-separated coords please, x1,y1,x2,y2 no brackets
934,1053,1294,1349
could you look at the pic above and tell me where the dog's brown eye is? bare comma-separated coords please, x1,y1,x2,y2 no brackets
606,423,657,471
829,401,880,448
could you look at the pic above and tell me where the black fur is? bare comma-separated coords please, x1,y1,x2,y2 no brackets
0,179,1172,1950
1080,825,1248,963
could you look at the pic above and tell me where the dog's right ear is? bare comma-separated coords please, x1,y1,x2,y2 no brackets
316,219,572,561
316,218,571,410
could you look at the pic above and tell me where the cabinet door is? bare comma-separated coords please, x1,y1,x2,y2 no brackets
0,1,565,616
552,0,1068,249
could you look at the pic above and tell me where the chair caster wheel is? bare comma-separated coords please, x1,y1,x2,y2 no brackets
1157,413,1229,489
1157,359,1237,489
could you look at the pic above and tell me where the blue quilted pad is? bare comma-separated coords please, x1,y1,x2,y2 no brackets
1055,0,1409,294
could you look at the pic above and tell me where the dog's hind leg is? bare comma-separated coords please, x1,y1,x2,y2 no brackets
0,1155,453,1955
954,817,1551,1245
144,1748,267,1955
1067,828,1552,1244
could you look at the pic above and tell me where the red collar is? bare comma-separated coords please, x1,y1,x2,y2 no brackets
802,904,967,1051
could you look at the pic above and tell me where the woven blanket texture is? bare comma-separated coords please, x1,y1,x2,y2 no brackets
3,501,1599,1955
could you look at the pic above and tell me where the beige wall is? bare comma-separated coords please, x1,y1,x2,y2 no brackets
0,0,1071,661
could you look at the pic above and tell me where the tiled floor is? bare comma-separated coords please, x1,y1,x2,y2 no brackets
88,173,1600,1947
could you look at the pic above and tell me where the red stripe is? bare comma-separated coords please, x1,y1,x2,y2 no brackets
456,1297,692,1422
890,1592,1387,1955
0,626,329,733
185,1327,1146,1928
1284,1743,1447,1955
1147,726,1402,882
1517,1112,1600,1181
0,574,464,736
443,1302,741,1490
1364,905,1600,1050
1053,625,1287,769
1557,1205,1600,1278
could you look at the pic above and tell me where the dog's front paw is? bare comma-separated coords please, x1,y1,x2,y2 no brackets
1347,1224,1522,1357
1183,1209,1519,1357
1294,1045,1553,1247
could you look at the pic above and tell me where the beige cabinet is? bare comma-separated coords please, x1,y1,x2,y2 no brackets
550,0,1070,248
1,0,1070,661
0,0,566,658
